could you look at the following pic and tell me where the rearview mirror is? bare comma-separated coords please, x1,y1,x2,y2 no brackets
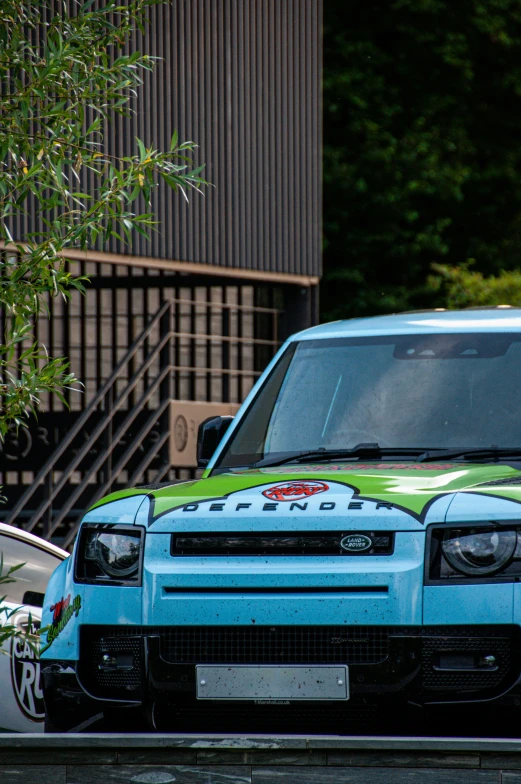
197,416,234,468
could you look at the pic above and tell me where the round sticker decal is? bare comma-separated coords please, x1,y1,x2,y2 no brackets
262,480,329,502
10,619,44,721
173,415,189,452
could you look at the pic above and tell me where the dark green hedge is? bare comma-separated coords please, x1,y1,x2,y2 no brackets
322,0,521,319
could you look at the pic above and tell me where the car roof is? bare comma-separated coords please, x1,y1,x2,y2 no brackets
0,522,68,560
291,307,521,341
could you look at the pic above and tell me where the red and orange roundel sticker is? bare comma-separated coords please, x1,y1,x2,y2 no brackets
262,480,329,502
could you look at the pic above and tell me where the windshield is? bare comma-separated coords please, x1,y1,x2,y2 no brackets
215,333,521,469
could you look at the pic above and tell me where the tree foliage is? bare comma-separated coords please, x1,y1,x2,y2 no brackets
323,0,521,319
429,263,521,308
0,0,205,438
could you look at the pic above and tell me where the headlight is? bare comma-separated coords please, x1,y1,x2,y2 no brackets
427,524,521,583
442,529,517,576
88,532,141,577
75,524,144,585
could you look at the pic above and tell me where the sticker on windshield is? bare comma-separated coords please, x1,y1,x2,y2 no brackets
262,480,329,501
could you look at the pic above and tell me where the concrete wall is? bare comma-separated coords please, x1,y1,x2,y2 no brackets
2,735,521,783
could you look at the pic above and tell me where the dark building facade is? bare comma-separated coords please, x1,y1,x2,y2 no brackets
0,0,322,546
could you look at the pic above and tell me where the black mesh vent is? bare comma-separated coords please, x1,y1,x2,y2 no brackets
160,625,390,664
79,634,143,699
421,635,511,691
83,625,391,665
91,637,142,688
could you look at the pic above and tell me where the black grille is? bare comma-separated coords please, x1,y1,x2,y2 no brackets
91,636,142,689
160,625,390,664
422,635,512,691
79,625,520,702
78,635,143,700
83,625,391,665
171,531,394,556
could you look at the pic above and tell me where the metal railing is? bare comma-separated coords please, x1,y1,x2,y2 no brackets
6,301,173,547
6,296,280,547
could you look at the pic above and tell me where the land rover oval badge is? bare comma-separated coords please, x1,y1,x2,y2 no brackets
340,534,372,552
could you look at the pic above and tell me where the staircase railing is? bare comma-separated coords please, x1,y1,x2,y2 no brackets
7,300,173,544
7,293,280,547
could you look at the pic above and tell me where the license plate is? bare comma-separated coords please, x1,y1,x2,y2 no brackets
195,665,349,701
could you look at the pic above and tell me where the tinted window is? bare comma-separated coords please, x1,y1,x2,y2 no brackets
216,333,521,467
0,535,63,605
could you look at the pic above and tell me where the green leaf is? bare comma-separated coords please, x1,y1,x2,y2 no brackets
0,0,207,439
136,137,147,162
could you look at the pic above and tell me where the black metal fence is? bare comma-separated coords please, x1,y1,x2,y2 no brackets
0,263,282,544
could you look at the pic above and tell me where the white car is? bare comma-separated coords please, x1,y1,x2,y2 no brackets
0,523,67,732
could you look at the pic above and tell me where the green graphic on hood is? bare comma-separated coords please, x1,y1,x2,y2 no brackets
89,463,521,520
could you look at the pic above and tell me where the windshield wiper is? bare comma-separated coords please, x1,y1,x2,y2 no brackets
417,447,521,463
254,444,429,469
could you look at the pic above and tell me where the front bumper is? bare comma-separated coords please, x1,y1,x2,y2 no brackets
43,624,521,731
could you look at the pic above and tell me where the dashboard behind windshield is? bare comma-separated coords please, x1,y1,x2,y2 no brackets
214,333,521,469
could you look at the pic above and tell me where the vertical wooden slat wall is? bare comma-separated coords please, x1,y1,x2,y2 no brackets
7,0,322,277
99,0,322,278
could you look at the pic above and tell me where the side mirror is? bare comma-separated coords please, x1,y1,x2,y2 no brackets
22,590,44,608
197,416,234,468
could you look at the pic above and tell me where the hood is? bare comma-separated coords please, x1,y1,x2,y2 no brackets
90,462,521,532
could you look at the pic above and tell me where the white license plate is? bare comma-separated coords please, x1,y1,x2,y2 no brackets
196,665,349,701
